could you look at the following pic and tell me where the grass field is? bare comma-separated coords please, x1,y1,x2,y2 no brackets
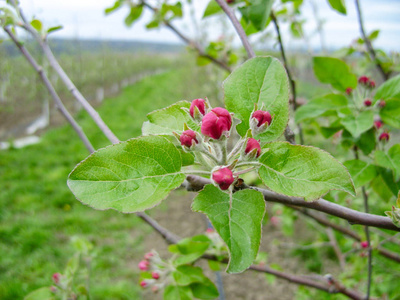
0,60,221,299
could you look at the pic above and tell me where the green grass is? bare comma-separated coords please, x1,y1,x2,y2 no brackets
0,60,218,299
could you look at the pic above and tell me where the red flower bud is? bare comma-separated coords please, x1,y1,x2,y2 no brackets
364,99,372,107
360,241,369,249
374,120,383,129
369,80,376,88
140,280,148,288
227,0,234,3
378,100,386,108
379,132,390,141
212,167,234,190
201,107,232,140
52,273,61,284
138,260,149,271
151,271,160,279
206,228,214,233
144,252,154,260
358,75,370,85
345,87,353,95
244,138,261,159
180,130,198,148
252,110,272,127
190,98,206,120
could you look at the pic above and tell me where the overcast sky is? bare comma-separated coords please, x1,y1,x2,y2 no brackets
3,0,400,51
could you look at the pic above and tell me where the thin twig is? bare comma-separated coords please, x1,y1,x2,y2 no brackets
186,175,400,232
326,227,346,270
361,186,372,300
4,27,95,153
142,1,231,73
354,0,389,81
214,0,255,58
271,11,304,144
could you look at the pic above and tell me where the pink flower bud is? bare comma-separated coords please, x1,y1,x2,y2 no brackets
345,87,353,95
138,260,149,271
190,99,206,121
364,99,372,107
379,132,390,141
140,280,148,288
201,107,232,140
212,167,234,190
360,241,369,249
374,120,383,129
151,271,160,279
270,216,281,227
206,228,214,233
358,75,370,85
369,80,376,88
180,130,198,148
50,286,58,293
252,110,272,127
52,273,61,284
144,252,154,260
244,138,261,159
378,100,386,108
152,286,159,293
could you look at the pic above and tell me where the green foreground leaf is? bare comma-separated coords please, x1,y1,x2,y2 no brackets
68,136,185,213
224,56,289,141
340,110,374,138
259,142,355,201
192,185,265,273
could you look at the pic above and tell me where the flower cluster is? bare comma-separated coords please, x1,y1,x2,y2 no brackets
138,250,167,293
177,99,272,191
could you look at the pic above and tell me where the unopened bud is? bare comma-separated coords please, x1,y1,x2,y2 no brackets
140,280,148,288
52,273,61,284
374,120,383,129
364,99,372,107
379,132,390,141
201,107,232,140
151,271,160,280
358,75,370,86
180,130,199,149
378,100,386,108
190,98,207,122
244,138,261,160
138,260,149,271
212,167,234,190
345,87,353,95
360,241,369,248
250,110,272,135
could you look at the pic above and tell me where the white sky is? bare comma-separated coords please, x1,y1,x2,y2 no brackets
3,0,400,51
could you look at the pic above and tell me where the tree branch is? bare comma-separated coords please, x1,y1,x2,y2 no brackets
271,11,304,144
215,0,255,58
11,0,120,145
202,254,365,300
185,175,400,232
3,27,95,154
354,0,390,81
142,1,231,73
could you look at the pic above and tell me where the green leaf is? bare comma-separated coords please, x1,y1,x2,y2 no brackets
290,21,303,38
258,142,355,201
164,285,192,300
375,145,400,181
192,185,265,273
203,1,222,18
340,110,374,138
368,29,380,41
239,0,274,31
375,167,400,198
30,19,42,32
355,128,376,155
169,235,211,266
190,278,219,299
24,287,54,300
327,0,347,15
313,56,357,91
343,160,377,188
224,56,289,142
295,93,348,123
374,74,400,101
173,265,208,286
47,25,63,34
124,5,143,26
379,99,400,128
68,136,185,213
105,0,122,15
142,101,198,136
